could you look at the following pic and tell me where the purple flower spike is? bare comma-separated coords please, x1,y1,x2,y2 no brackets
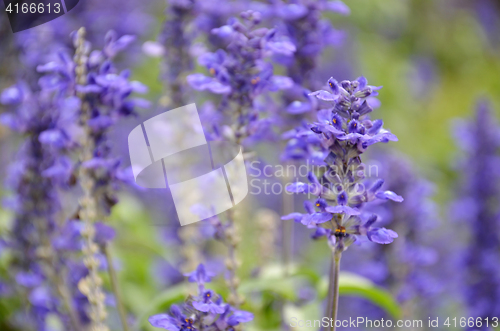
282,77,400,253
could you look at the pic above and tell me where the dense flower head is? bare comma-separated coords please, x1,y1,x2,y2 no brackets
283,77,397,162
188,11,295,101
35,30,147,210
282,77,401,252
188,10,294,144
149,264,253,331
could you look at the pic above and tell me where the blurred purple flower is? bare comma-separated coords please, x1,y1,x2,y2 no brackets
187,10,294,145
452,100,500,324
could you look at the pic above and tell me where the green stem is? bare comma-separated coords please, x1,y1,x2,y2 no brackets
324,257,335,331
104,244,130,331
330,251,342,331
225,209,242,308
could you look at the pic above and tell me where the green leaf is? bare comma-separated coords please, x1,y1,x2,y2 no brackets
239,277,300,301
318,271,401,319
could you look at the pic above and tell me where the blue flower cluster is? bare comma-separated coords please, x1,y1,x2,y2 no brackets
282,77,402,252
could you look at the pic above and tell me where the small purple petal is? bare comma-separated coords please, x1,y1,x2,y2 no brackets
287,100,311,114
286,182,307,193
228,310,254,325
281,212,303,223
326,1,351,15
375,190,404,202
368,228,398,244
270,75,294,90
148,314,180,331
308,90,337,101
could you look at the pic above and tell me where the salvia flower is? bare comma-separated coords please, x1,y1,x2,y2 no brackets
149,264,253,331
188,10,295,144
282,77,402,253
281,76,401,325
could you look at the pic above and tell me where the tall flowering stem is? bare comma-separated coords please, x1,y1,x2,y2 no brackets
188,10,294,307
282,77,402,329
70,27,146,331
269,0,349,278
74,28,109,331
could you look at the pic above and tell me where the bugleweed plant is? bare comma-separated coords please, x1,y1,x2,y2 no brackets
282,77,403,329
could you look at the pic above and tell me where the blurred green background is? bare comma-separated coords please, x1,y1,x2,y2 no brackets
1,0,500,330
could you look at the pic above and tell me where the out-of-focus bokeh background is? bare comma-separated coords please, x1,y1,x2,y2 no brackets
1,0,500,330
